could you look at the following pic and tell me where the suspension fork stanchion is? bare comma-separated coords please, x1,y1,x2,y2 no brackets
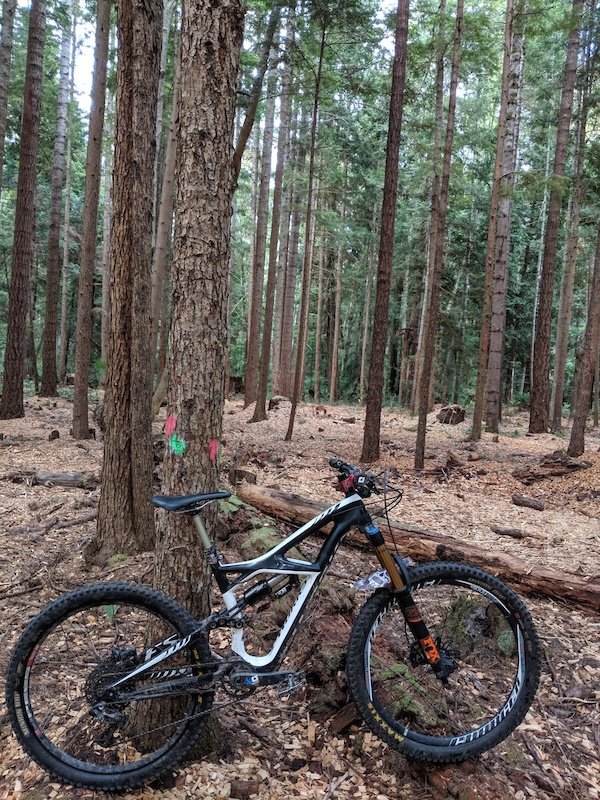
363,521,450,683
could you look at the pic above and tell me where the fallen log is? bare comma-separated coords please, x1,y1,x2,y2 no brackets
512,494,545,511
236,483,600,614
6,470,99,489
490,525,528,539
513,452,592,485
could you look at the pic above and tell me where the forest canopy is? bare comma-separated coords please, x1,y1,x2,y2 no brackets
0,0,599,458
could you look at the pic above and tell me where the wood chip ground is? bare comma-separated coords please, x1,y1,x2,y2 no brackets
0,396,599,800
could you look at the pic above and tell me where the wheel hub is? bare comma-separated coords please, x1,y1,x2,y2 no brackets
85,647,139,719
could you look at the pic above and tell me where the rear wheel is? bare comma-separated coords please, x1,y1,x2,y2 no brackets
347,562,540,762
6,582,214,790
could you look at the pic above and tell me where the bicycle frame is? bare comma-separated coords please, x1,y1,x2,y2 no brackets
121,479,448,695
200,493,374,670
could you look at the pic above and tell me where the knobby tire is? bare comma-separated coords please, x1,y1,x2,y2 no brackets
346,562,541,762
5,582,213,791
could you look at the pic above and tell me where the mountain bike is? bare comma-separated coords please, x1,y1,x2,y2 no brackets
5,458,541,791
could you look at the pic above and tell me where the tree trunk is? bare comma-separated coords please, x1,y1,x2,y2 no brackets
151,0,176,247
273,115,304,398
26,267,40,389
154,0,244,619
58,16,78,386
150,30,180,373
529,0,583,433
100,64,114,366
470,0,514,441
245,48,277,408
252,30,291,422
485,0,524,432
360,204,377,406
0,0,46,420
594,347,599,428
550,28,592,430
245,127,260,362
71,0,110,439
412,0,445,413
90,0,163,564
529,134,551,396
0,0,17,196
285,28,326,441
232,1,281,186
314,226,325,403
567,225,600,457
40,2,73,397
361,0,410,462
414,0,463,470
329,160,347,403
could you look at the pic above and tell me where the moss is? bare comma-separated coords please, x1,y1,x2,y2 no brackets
106,553,128,567
219,495,245,514
240,527,280,558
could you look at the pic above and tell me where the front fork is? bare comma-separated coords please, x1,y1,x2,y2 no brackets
363,522,451,683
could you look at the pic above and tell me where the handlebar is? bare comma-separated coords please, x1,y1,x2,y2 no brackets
329,458,380,499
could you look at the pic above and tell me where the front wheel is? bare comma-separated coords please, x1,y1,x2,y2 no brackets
6,582,214,791
347,562,541,762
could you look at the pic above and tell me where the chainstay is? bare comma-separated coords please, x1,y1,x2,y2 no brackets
88,683,283,748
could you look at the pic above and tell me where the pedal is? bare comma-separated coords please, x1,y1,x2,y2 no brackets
277,670,306,697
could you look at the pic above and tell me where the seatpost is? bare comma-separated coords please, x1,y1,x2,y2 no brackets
192,514,220,566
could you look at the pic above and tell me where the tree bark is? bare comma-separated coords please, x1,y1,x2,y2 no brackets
236,483,600,614
485,0,524,432
0,0,46,420
252,30,291,422
567,225,600,457
154,0,244,619
71,0,110,438
0,0,17,196
529,0,583,433
245,48,277,408
361,0,410,462
90,0,163,564
40,2,73,397
414,0,463,469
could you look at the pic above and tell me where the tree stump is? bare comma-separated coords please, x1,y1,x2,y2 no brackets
437,404,466,424
268,395,291,410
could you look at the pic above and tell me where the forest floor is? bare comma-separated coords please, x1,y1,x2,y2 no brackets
0,394,599,800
